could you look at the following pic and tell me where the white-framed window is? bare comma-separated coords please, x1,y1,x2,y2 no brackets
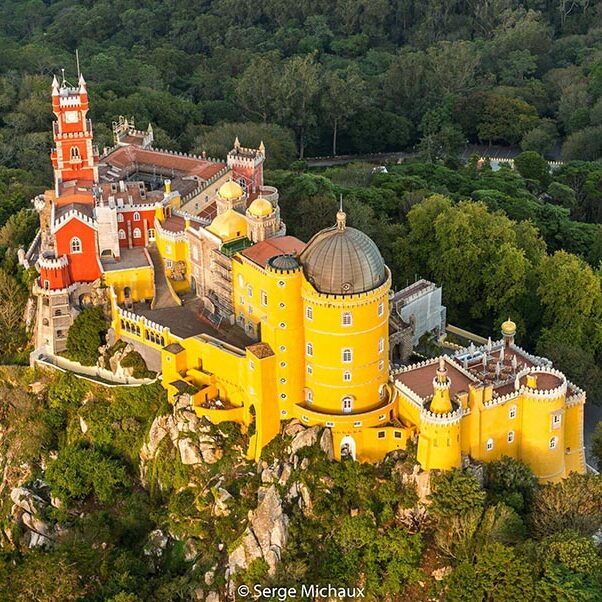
306,389,313,402
148,228,155,241
343,371,352,382
342,348,352,363
238,274,244,287
70,237,82,253
165,244,172,254
118,229,126,240
248,306,253,315
342,396,353,413
278,280,285,288
378,337,385,354
239,296,244,305
486,438,494,451
165,259,173,269
378,359,384,371
353,421,362,427
133,227,141,238
550,436,558,450
307,364,313,375
261,290,268,306
379,383,387,400
507,431,515,444
342,311,352,326
117,213,124,222
552,414,562,428
133,211,140,221
378,431,385,439
70,146,80,160
378,301,384,317
509,405,517,419
306,306,313,320
247,284,253,297
306,342,313,356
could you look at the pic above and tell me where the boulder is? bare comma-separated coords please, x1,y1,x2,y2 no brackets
319,428,334,461
178,437,204,465
297,482,312,516
144,529,169,559
205,592,221,602
79,416,89,434
10,487,46,516
289,426,321,455
213,487,233,517
278,462,292,486
283,419,305,437
228,485,288,578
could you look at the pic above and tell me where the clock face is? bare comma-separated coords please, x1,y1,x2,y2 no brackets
64,111,79,124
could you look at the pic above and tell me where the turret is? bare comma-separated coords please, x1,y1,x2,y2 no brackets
430,358,453,414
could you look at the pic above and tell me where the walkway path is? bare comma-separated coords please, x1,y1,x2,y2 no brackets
31,349,157,387
148,244,181,309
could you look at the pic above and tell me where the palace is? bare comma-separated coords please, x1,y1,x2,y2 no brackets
27,74,586,482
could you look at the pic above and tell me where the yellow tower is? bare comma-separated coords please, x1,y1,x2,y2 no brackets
299,205,390,415
417,359,462,470
519,368,567,482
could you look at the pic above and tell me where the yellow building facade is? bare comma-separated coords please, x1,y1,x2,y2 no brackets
108,189,586,482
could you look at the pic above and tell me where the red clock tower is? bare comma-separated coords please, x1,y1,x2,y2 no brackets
50,73,99,199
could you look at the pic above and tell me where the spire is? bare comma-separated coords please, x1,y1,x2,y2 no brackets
259,140,265,154
52,75,60,96
234,136,241,149
61,68,66,87
336,194,346,230
431,357,452,414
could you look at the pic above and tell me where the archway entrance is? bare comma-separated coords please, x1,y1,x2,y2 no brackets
340,435,357,461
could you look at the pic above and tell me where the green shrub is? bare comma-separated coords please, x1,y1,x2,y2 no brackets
65,306,107,366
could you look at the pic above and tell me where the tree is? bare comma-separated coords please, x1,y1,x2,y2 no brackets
591,422,602,471
320,66,366,156
418,102,466,162
514,151,550,187
46,444,129,505
429,469,486,518
65,306,107,366
563,126,602,161
236,52,282,123
276,54,320,159
485,456,539,513
530,473,602,538
521,119,558,157
0,268,27,357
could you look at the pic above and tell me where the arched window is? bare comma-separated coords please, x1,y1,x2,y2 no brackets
306,342,313,356
70,237,82,253
549,437,558,450
133,228,141,239
342,348,352,363
133,212,140,221
509,405,517,419
342,311,352,326
117,213,124,223
70,146,80,160
507,431,515,443
118,229,126,240
148,228,155,241
306,306,313,320
342,396,353,413
378,301,384,317
305,388,313,403
486,438,494,451
378,337,385,353
343,371,352,382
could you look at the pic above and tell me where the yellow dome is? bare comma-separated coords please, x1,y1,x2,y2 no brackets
248,197,273,218
206,209,248,242
501,318,516,336
218,180,244,201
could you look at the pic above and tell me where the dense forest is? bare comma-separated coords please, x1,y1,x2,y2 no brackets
1,0,602,171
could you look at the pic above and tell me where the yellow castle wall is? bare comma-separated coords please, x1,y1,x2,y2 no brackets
104,265,154,304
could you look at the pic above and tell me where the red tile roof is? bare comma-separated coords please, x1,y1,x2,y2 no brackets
240,236,306,268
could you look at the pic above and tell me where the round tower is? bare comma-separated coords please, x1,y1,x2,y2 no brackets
261,255,305,416
417,358,463,471
246,197,279,242
519,367,567,482
299,207,390,415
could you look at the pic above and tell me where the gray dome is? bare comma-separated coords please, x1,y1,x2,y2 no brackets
300,211,386,295
269,254,300,271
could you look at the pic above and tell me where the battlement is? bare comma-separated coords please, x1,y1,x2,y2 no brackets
38,255,69,270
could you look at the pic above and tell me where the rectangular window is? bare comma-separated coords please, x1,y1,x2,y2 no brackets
552,414,562,429
247,285,253,297
343,371,352,382
377,431,385,439
342,312,352,326
378,338,385,354
261,290,268,306
509,406,517,419
307,364,313,375
306,306,313,320
507,431,514,443
394,432,402,439
378,359,384,371
378,301,384,317
306,343,313,356
342,348,352,363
